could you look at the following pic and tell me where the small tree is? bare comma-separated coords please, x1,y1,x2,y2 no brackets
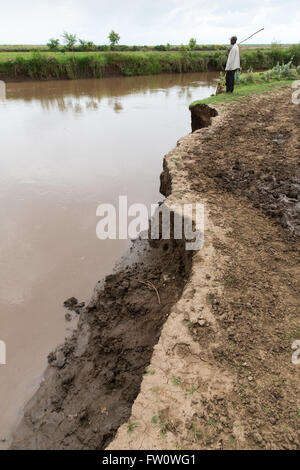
78,39,96,51
189,37,197,51
78,39,88,51
47,38,60,51
87,41,96,50
180,44,188,55
62,32,77,51
109,30,120,47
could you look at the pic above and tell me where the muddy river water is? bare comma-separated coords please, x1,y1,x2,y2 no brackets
0,72,218,447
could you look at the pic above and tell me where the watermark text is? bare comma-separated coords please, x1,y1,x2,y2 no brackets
292,340,300,365
96,196,204,251
0,340,6,365
292,80,300,105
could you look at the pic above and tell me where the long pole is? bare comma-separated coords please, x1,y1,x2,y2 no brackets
238,28,265,45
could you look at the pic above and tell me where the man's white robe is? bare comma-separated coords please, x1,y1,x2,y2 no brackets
225,44,240,71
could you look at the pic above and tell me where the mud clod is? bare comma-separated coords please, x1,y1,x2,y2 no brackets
64,297,78,310
190,103,218,133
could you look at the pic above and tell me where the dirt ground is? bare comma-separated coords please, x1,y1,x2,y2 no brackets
12,87,299,450
109,87,300,450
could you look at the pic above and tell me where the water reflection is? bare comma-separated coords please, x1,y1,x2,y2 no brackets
5,73,218,115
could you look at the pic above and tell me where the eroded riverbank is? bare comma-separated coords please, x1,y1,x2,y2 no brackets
0,72,218,448
8,86,300,450
109,87,300,450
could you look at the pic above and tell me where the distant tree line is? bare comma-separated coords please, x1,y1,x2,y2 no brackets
46,31,227,53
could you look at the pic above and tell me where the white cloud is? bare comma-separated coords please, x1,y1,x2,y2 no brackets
0,0,299,44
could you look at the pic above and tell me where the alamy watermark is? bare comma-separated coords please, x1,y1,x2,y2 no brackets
292,80,300,105
96,196,204,251
0,80,6,102
292,340,300,365
0,340,6,365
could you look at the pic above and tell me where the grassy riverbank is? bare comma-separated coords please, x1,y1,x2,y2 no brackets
0,51,225,80
0,44,299,80
190,66,300,107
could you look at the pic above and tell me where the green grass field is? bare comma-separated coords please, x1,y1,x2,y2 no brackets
0,45,299,81
190,68,299,107
192,80,294,106
0,50,225,80
0,51,103,61
0,43,294,52
0,44,295,61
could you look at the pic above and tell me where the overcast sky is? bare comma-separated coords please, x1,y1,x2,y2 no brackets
0,0,299,45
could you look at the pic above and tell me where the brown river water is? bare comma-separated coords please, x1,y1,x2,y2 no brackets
0,72,218,447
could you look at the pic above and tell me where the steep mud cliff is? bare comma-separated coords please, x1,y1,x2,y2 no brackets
109,88,300,451
11,87,300,450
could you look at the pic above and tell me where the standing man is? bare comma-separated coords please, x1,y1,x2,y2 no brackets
225,36,240,93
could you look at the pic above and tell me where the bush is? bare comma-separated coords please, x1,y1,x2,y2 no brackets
62,32,77,51
98,45,110,51
109,30,120,47
288,44,300,65
237,68,255,84
47,38,60,52
153,45,166,51
78,39,89,51
189,38,197,51
271,60,295,79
